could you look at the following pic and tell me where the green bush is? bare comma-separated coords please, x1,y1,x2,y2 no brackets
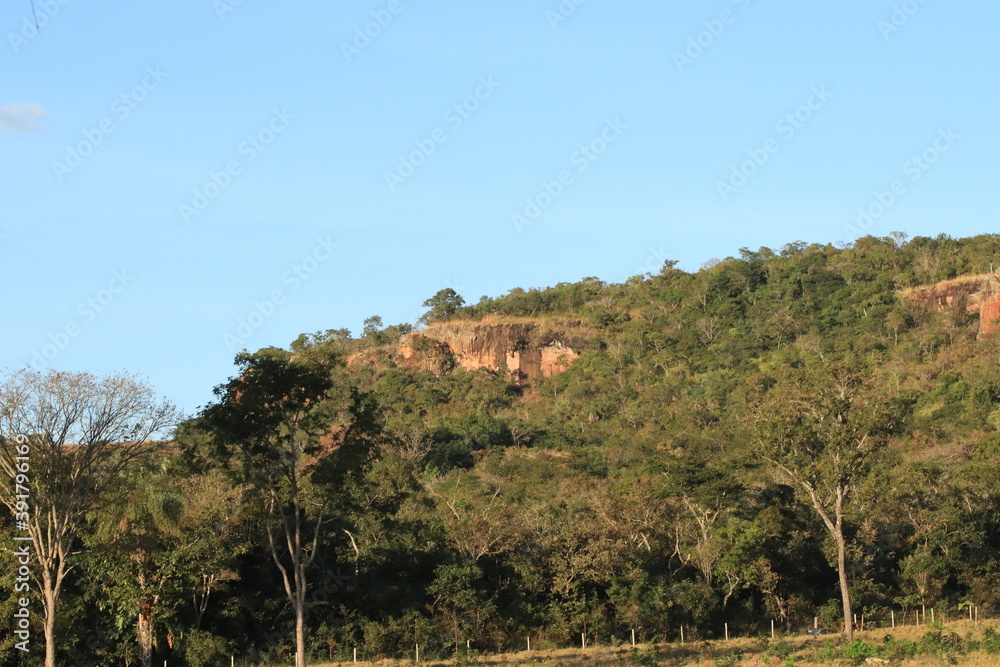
451,647,482,665
179,630,234,667
361,612,444,660
881,635,919,661
842,639,881,661
714,649,744,666
624,644,659,666
982,627,1000,654
919,628,967,657
812,642,840,663
762,638,795,659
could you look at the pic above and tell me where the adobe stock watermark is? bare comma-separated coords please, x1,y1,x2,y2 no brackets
384,76,501,192
673,0,752,73
30,269,134,369
7,0,71,53
341,0,407,63
179,107,294,223
878,0,931,40
511,117,627,234
224,236,339,352
546,0,588,31
213,0,249,21
11,433,32,653
716,85,833,202
51,67,169,182
843,126,958,240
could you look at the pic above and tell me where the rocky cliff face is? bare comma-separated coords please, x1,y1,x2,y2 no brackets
979,292,1000,337
904,274,1000,338
398,320,587,381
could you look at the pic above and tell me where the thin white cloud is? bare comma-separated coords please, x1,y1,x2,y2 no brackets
0,103,49,132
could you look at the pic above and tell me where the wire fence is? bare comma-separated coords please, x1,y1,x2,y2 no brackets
808,604,1000,633
216,605,1000,665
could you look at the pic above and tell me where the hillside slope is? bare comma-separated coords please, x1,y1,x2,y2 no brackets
49,232,1000,666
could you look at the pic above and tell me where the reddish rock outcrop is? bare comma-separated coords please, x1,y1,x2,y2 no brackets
904,274,1000,338
399,321,586,381
979,292,1000,337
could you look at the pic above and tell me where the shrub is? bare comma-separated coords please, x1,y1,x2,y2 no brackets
452,647,482,665
881,635,919,661
982,627,1000,654
762,638,795,659
624,644,659,666
179,630,234,667
811,640,841,663
842,639,881,661
714,649,744,666
919,628,967,657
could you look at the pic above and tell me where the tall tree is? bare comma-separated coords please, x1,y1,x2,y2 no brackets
201,347,375,667
87,457,249,667
751,365,901,639
420,288,465,324
88,456,184,667
0,368,178,667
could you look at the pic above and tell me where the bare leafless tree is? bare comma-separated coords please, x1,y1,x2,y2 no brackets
385,424,432,462
0,368,179,667
695,316,723,344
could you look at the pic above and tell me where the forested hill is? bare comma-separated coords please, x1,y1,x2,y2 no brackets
13,232,1000,665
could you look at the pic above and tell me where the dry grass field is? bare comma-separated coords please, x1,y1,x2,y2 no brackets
308,618,1000,666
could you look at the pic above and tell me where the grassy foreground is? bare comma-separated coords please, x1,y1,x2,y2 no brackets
306,618,1000,666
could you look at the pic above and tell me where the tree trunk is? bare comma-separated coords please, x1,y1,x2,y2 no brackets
294,496,308,667
295,587,307,667
267,504,311,667
800,481,855,642
293,543,308,667
296,616,306,667
42,563,66,667
43,591,57,667
138,605,154,667
837,533,854,641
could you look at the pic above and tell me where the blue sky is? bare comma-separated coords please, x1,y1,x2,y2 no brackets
2,0,997,415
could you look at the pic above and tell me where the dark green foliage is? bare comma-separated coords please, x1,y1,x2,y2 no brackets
421,288,466,324
178,631,234,667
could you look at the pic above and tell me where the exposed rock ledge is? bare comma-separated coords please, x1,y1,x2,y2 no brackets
903,274,1000,338
398,320,588,381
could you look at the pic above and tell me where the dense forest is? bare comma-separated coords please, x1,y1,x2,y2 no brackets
5,232,1000,666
